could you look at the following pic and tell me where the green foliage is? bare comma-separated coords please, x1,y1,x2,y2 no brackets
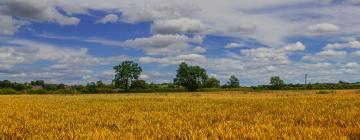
28,89,48,94
203,77,220,88
56,89,80,94
0,88,17,94
30,80,45,86
174,62,208,91
224,75,240,88
131,80,148,90
0,80,12,88
113,61,143,91
270,76,285,90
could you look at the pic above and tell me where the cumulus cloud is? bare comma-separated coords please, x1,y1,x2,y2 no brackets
225,43,244,49
151,18,206,34
139,54,206,66
59,4,88,15
122,34,203,55
352,51,360,57
192,46,207,53
302,39,360,62
283,42,306,51
324,40,360,50
240,42,306,65
0,38,130,83
228,23,257,34
307,23,340,34
303,50,347,61
96,14,119,24
0,0,80,35
0,15,24,35
0,0,80,25
120,2,200,23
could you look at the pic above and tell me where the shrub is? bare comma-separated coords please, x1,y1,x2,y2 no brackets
316,90,336,94
56,89,80,94
27,89,48,94
0,88,17,94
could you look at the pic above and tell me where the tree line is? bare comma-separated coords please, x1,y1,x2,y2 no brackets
0,61,360,94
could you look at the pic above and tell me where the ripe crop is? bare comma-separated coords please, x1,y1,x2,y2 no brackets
0,90,359,139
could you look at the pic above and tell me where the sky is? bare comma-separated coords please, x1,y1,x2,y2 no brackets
0,0,360,85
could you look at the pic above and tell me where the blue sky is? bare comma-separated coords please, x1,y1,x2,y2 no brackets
0,0,360,85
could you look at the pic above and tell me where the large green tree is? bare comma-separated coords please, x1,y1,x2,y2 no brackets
113,61,142,91
227,75,240,88
174,62,208,91
270,76,285,90
204,77,220,88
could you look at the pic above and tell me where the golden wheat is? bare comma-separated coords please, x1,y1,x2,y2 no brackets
0,90,359,139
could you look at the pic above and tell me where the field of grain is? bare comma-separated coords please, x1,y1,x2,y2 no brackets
1,90,360,139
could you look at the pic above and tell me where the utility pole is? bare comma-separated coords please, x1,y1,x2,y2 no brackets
305,74,308,85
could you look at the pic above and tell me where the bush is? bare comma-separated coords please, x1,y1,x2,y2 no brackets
49,89,80,94
27,89,48,94
96,88,116,93
0,88,17,94
316,90,336,94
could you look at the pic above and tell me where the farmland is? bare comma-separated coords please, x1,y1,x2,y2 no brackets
1,90,360,139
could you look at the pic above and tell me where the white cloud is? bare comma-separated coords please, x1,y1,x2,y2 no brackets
343,62,359,69
0,0,80,25
119,2,200,23
96,14,119,24
152,18,206,34
324,40,360,50
59,4,88,15
192,46,207,53
352,51,360,57
303,50,347,61
284,42,306,51
122,34,203,55
0,0,80,35
225,43,244,49
307,23,340,34
139,74,149,80
227,23,257,34
0,15,24,35
139,54,206,66
240,42,306,65
0,38,130,84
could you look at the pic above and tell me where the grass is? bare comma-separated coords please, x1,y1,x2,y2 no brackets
0,90,360,139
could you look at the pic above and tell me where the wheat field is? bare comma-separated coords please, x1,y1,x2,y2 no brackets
0,90,360,139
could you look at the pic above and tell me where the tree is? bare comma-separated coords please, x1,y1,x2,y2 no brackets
227,75,240,88
270,76,284,90
174,62,208,91
30,80,44,86
0,80,12,89
131,80,148,90
96,81,106,88
204,77,220,88
86,82,97,93
113,61,142,91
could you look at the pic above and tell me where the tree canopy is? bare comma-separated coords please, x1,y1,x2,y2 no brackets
204,77,220,88
174,62,208,91
270,76,285,90
226,75,240,88
113,61,142,91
